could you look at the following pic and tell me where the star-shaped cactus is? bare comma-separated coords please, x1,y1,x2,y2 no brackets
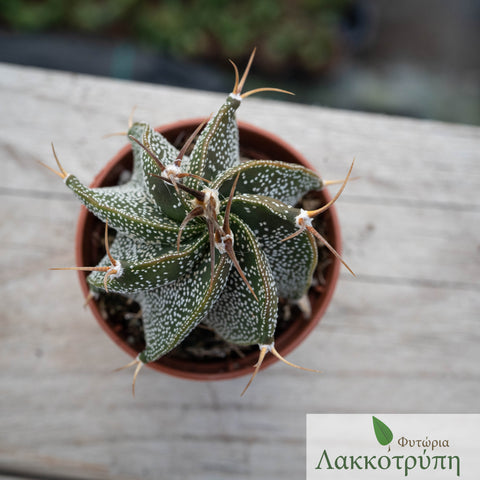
44,50,353,394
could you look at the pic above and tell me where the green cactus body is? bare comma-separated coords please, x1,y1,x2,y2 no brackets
49,53,352,391
185,94,241,190
63,90,327,365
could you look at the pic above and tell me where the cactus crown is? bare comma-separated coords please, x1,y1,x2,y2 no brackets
45,50,353,394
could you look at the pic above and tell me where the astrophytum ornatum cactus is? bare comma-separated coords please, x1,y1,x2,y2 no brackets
45,50,353,394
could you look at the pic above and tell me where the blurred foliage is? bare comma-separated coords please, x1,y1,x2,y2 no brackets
0,0,353,75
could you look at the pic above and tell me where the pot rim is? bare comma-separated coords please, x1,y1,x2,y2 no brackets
75,119,341,381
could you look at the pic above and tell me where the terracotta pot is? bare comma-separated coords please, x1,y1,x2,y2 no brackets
76,119,342,380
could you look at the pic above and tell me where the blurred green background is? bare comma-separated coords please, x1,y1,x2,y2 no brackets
1,0,479,124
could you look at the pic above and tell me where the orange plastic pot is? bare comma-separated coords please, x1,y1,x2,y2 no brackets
76,119,341,380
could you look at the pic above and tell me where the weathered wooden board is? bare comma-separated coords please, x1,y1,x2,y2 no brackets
0,63,479,480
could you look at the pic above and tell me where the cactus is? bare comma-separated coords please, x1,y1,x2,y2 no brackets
44,50,353,394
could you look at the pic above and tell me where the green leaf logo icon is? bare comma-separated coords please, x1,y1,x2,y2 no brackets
372,416,393,446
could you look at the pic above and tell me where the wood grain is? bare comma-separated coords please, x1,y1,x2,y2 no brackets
0,63,479,480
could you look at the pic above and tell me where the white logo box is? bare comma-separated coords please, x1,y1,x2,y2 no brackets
306,414,480,479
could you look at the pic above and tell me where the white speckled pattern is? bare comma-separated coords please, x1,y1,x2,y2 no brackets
64,91,323,363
